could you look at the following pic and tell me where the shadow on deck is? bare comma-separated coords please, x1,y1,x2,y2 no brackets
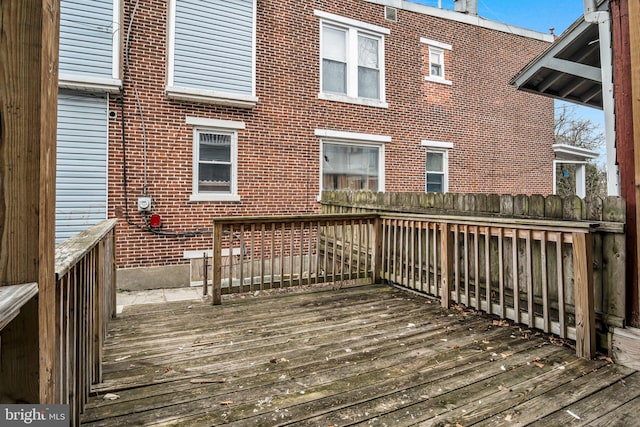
82,284,640,426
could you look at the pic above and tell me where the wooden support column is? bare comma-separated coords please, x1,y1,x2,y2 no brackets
573,232,595,359
612,0,639,328
0,0,59,403
629,0,640,328
440,223,454,309
371,216,384,284
212,222,223,305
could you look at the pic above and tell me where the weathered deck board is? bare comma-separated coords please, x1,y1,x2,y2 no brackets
81,284,638,426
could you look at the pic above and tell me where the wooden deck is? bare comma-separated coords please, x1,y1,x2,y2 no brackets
82,284,640,426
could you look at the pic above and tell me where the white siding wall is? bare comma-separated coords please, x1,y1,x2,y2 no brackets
59,0,114,77
174,0,254,94
56,92,108,243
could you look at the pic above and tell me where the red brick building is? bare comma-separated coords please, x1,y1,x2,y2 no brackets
100,0,554,287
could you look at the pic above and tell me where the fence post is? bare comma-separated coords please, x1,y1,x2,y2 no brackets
573,232,595,359
212,221,223,305
371,216,383,284
440,223,454,308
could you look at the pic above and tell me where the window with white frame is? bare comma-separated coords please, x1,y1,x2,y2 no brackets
316,10,389,107
422,140,453,193
429,47,444,79
188,117,243,202
420,38,452,85
316,129,389,192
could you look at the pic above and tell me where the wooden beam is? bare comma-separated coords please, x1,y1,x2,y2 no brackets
573,232,595,359
611,0,638,327
630,0,640,328
439,223,453,308
0,0,59,403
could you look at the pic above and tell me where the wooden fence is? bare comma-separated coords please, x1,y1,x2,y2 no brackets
210,198,620,358
323,191,627,333
211,214,380,304
54,219,117,425
378,214,597,357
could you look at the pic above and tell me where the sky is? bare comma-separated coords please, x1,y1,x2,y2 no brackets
412,0,606,150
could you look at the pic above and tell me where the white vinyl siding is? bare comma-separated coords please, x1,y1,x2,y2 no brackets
168,0,256,104
56,92,108,243
59,0,117,78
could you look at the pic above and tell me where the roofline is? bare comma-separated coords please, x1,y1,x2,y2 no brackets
553,143,600,160
364,0,555,42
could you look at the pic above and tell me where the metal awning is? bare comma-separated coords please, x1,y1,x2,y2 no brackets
510,17,603,109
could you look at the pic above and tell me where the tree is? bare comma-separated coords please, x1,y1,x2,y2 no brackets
554,105,607,197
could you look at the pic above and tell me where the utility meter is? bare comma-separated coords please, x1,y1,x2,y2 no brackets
137,196,152,212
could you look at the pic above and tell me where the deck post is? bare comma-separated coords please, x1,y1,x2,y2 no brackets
0,0,59,404
371,216,384,284
440,223,454,308
573,232,595,359
212,222,223,305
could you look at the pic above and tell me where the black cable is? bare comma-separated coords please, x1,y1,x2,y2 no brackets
118,0,212,239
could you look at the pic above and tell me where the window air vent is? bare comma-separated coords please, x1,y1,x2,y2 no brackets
385,6,398,22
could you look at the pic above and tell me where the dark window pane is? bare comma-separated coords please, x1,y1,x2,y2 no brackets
426,173,444,192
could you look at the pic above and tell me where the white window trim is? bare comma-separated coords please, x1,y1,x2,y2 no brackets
166,0,258,108
421,37,453,86
317,129,387,198
422,140,453,193
316,10,389,108
316,129,392,143
58,73,123,93
189,118,244,202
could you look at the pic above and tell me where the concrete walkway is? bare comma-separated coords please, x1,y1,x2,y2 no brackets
116,286,207,313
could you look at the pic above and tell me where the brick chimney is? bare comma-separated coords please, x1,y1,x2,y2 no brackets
454,0,478,15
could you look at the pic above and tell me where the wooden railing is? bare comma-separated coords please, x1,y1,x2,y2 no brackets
54,219,117,425
212,212,600,359
380,214,597,358
211,214,380,304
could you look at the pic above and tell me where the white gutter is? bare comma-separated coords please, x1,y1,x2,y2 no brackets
584,0,619,195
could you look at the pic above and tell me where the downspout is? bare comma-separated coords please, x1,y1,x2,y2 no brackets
584,0,619,195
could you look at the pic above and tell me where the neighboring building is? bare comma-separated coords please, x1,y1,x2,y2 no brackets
57,0,555,287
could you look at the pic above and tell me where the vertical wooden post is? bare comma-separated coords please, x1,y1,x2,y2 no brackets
573,232,595,359
371,216,383,284
629,0,640,327
0,0,59,403
440,223,454,308
212,222,223,305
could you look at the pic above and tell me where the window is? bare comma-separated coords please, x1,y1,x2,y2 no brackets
188,117,244,202
316,10,389,108
422,140,453,193
316,129,389,193
167,0,258,108
429,47,444,78
426,150,446,192
420,38,452,85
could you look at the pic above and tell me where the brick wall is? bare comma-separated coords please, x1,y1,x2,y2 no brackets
109,0,554,271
